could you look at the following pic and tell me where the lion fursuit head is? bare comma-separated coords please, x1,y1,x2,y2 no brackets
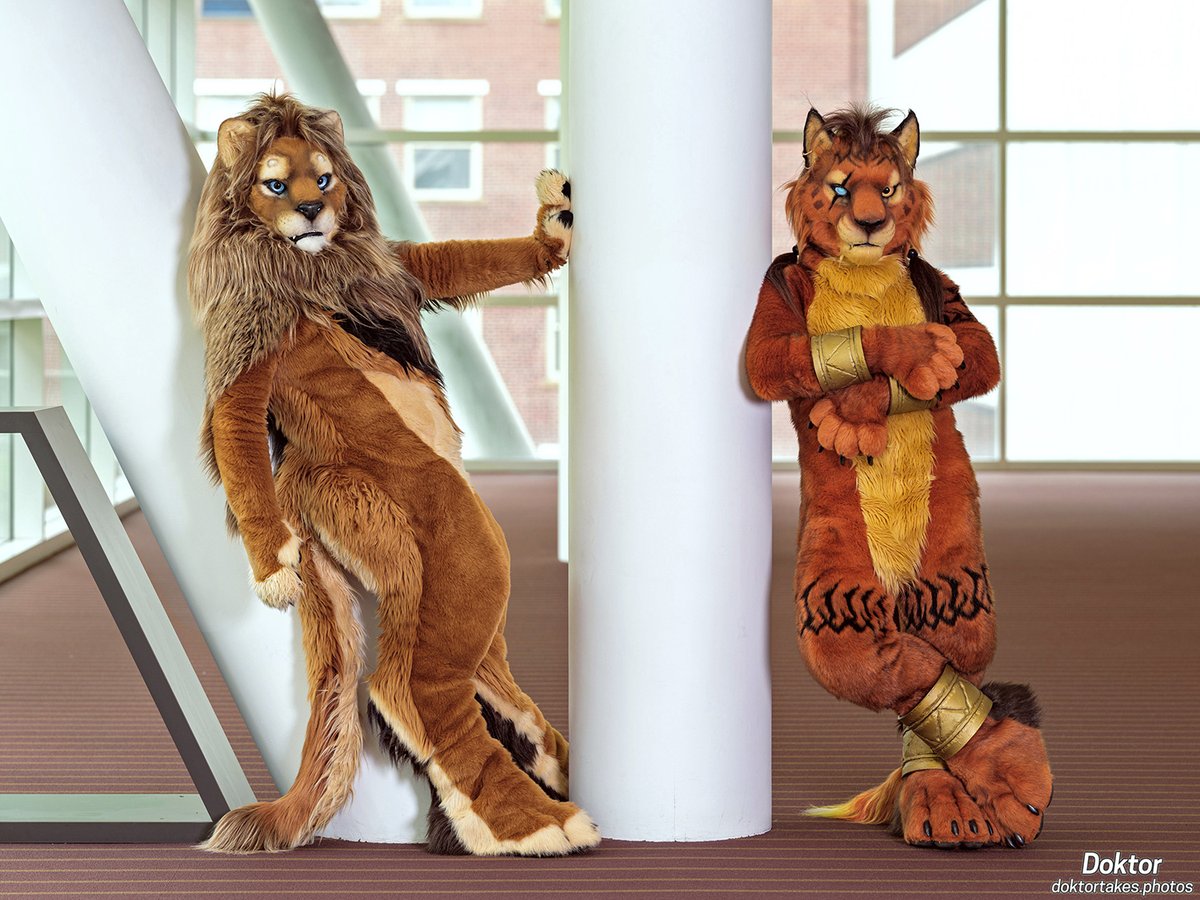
747,104,1052,851
190,93,593,856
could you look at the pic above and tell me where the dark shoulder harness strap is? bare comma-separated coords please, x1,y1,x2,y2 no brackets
765,246,803,317
905,248,947,324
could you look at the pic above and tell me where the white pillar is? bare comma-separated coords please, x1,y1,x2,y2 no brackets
0,0,422,842
567,0,774,840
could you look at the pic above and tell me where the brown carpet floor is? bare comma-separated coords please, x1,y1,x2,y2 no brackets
1,472,1198,898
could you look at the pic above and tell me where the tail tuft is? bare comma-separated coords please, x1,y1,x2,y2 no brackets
805,767,903,826
199,801,311,854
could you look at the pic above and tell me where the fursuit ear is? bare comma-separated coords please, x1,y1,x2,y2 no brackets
891,109,920,169
217,117,256,169
803,108,833,168
316,108,345,143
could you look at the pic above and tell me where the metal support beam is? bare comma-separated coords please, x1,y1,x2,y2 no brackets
0,407,254,842
248,0,535,460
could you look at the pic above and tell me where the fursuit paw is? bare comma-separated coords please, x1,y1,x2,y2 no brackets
945,700,1053,849
534,169,573,262
251,528,304,610
898,769,999,850
809,379,890,460
863,323,963,401
253,566,303,610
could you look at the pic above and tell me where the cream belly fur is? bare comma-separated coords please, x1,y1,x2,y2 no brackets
362,371,466,475
807,255,935,594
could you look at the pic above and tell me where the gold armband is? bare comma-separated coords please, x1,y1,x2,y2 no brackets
811,326,871,392
901,729,947,776
899,665,993,759
888,377,936,416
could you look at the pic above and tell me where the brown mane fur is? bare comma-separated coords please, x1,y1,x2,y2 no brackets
189,93,430,482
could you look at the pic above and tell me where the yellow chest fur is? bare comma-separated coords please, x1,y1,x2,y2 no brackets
806,256,934,595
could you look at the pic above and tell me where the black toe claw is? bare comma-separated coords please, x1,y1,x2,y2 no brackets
1026,803,1040,816
557,210,574,227
838,455,846,465
958,361,966,370
950,820,959,837
808,421,814,429
953,380,960,389
866,456,874,465
817,445,824,453
968,820,979,834
923,820,932,838
986,821,994,836
562,180,571,199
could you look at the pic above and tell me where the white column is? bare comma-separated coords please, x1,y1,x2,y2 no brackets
567,0,774,840
0,0,422,841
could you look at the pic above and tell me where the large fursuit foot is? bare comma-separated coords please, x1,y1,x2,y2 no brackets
945,683,1053,849
370,700,599,857
896,769,999,849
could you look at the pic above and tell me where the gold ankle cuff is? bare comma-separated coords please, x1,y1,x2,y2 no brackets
901,728,947,776
899,665,993,759
811,326,870,392
888,376,936,415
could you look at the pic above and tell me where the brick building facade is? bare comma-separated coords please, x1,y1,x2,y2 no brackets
196,0,993,459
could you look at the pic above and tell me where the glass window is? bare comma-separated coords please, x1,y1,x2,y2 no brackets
202,0,380,18
404,94,481,131
542,81,561,170
1008,0,1200,132
411,145,476,192
957,303,999,463
401,93,484,200
1007,143,1200,297
866,0,998,132
0,321,11,543
0,218,11,301
200,0,253,17
917,141,999,298
318,0,381,19
1006,306,1200,461
404,0,482,19
480,304,559,457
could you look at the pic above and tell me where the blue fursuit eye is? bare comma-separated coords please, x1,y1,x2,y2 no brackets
317,174,331,190
832,184,849,198
265,179,287,195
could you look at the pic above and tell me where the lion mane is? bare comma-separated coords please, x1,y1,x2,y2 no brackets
189,93,434,485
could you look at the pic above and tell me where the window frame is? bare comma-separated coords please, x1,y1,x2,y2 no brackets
397,83,487,202
403,0,483,21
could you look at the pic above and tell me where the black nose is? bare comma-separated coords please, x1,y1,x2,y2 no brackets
855,215,885,231
297,201,324,222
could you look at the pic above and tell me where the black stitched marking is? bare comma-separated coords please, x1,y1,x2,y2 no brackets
797,579,877,635
478,695,565,802
898,564,993,632
941,293,979,326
